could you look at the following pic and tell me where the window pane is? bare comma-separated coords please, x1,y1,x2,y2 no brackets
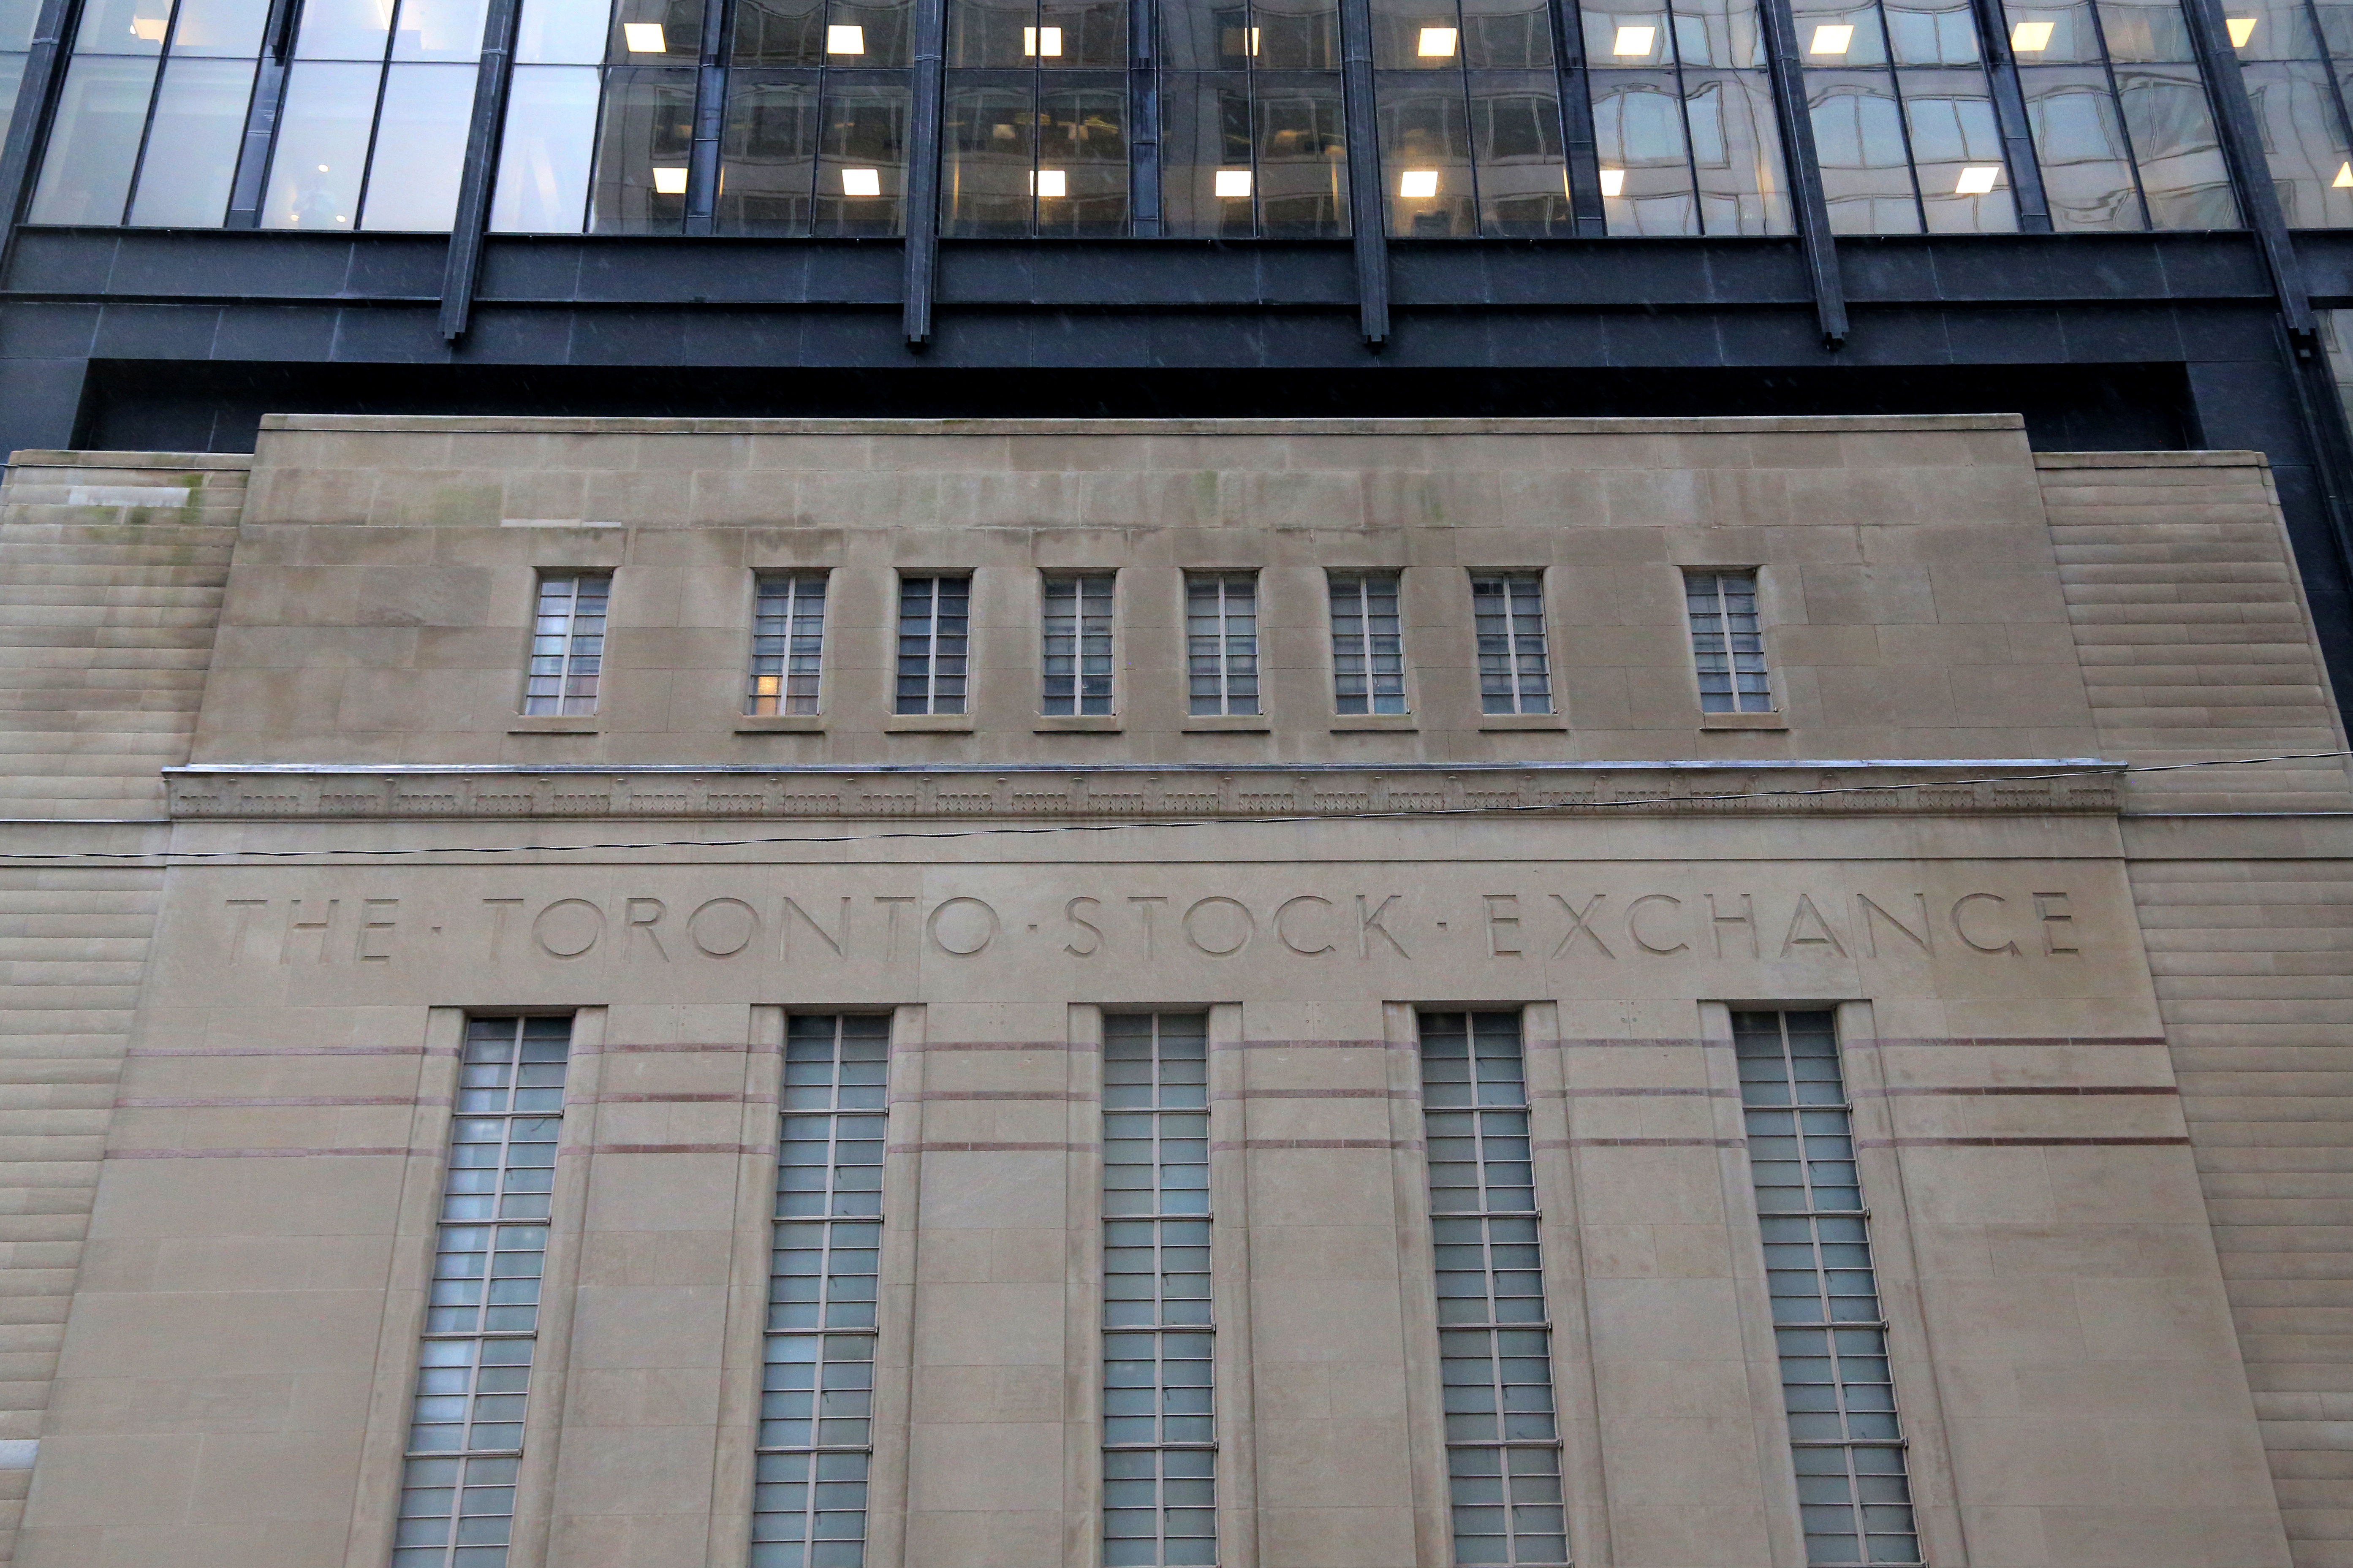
1378,77,1475,233
1259,0,1340,61
588,63,694,231
818,85,909,232
943,77,1034,231
1371,0,1457,68
1673,0,1767,65
1685,568,1772,713
1185,572,1258,716
734,0,826,60
75,0,168,55
1038,79,1128,233
260,59,380,229
1328,571,1406,715
1902,68,2016,229
1472,572,1550,715
2243,61,2353,227
1595,71,1698,233
1161,72,1253,233
361,61,475,228
720,71,819,231
169,0,271,56
748,574,827,715
1256,73,1348,231
490,63,599,228
1042,572,1114,716
1809,71,1921,232
2019,65,2138,227
1045,0,1126,63
1687,71,1791,231
516,0,609,60
395,0,492,60
2116,64,2236,226
522,572,611,716
948,0,1028,63
1882,0,1976,61
1472,77,1570,234
2096,0,2194,59
29,54,157,223
296,0,395,57
125,55,252,226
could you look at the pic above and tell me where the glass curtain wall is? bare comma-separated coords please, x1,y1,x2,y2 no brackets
1159,0,1348,234
943,0,1128,233
1580,0,1791,231
2222,0,2353,225
1371,0,1573,233
1994,0,2236,226
716,0,915,233
1789,0,2019,229
488,0,701,231
0,0,34,146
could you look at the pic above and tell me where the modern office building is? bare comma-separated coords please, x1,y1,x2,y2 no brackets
0,413,2342,1568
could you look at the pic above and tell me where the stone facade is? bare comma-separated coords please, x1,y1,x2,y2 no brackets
0,415,2343,1568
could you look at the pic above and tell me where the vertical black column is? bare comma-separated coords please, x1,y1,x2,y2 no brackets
902,0,946,343
438,0,524,339
1335,0,1386,345
1129,0,1157,236
1964,0,2049,231
0,0,84,280
223,0,300,227
684,0,729,233
1549,0,1603,236
1753,0,1845,343
2177,0,2314,342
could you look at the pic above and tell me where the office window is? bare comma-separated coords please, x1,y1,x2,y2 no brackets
1042,571,1116,716
1472,572,1551,715
2222,0,2353,226
489,0,703,233
942,0,1128,234
1735,1010,1922,1568
1372,0,1573,235
1419,1011,1568,1568
1160,0,1348,237
1327,570,1407,714
1185,572,1260,716
1103,1012,1215,1568
1683,568,1772,713
755,1015,889,1568
393,1015,573,1568
895,574,970,714
717,0,917,237
748,572,828,716
522,571,611,716
1584,0,1793,233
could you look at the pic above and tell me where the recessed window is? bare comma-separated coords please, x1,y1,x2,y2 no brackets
1471,572,1552,715
1327,570,1407,715
747,572,828,716
521,571,609,716
896,574,971,714
1185,572,1260,716
1042,572,1115,716
1683,569,1773,713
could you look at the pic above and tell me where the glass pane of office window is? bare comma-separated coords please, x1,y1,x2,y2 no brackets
124,56,252,225
1594,71,1697,232
718,72,819,231
296,0,397,57
394,0,492,58
943,77,1033,231
359,61,475,228
2097,0,2193,57
1999,0,2099,58
1038,79,1128,233
2242,62,2353,227
1162,73,1253,232
949,0,1028,62
1809,73,1921,231
735,0,827,60
2117,65,2235,225
491,63,599,228
1258,75,1348,231
170,0,271,56
1464,0,1552,65
0,56,25,134
1883,0,1977,61
831,0,916,60
517,0,610,60
1258,0,1340,62
1674,0,1767,65
1795,0,1889,64
817,81,910,233
588,64,694,231
1043,0,1127,62
2019,65,2138,225
29,55,157,223
1689,72,1791,229
1472,76,1571,233
1379,79,1475,232
1586,3,1668,60
1902,69,2016,228
76,0,168,54
260,60,379,229
1372,0,1459,66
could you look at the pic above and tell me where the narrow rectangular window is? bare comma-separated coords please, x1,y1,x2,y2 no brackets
1418,1011,1568,1568
1102,1012,1216,1568
394,1015,573,1568
1684,569,1773,713
1328,570,1407,714
522,571,611,716
1042,572,1116,715
749,572,829,716
1185,572,1260,716
755,1015,890,1568
1471,573,1552,716
1734,1009,1921,1568
895,575,971,714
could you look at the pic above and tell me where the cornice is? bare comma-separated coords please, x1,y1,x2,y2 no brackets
162,760,2123,821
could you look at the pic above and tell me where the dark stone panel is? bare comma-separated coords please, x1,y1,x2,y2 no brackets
0,356,89,453
92,302,222,359
212,306,342,362
1708,307,1848,365
2301,231,2353,303
2149,233,2282,301
329,307,456,363
339,237,448,298
936,241,1356,306
2171,301,2294,363
1837,307,1956,365
1386,239,1812,308
2048,304,2191,365
0,301,100,360
475,241,589,301
4,231,122,295
454,308,578,363
566,309,690,365
1923,307,2068,363
568,239,899,305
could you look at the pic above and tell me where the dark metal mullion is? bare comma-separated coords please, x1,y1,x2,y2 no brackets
1336,0,1386,343
435,0,524,337
223,0,301,226
1755,0,1845,340
0,0,92,276
2080,3,2152,228
1666,21,1704,233
2300,0,2353,175
1454,0,1483,233
345,27,404,231
1965,0,2049,227
682,0,731,232
1129,0,1155,232
2178,0,2315,336
899,0,944,342
1863,3,1928,232
117,0,193,224
1547,0,1602,232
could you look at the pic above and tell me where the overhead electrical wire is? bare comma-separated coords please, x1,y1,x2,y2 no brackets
0,749,2341,865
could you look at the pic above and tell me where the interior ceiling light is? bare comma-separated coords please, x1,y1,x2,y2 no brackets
651,166,688,193
827,22,863,49
622,21,665,49
1024,24,1062,53
1954,164,2000,193
1611,23,1654,52
2336,162,2352,187
1215,169,1252,197
1033,168,1067,196
1399,169,1439,197
2009,19,2052,47
1807,22,1853,51
1417,24,1456,53
2225,15,2255,43
1599,168,1625,195
840,167,881,195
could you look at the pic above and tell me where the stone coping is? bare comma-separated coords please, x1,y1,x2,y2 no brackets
253,412,2029,437
5,450,253,470
165,759,2122,820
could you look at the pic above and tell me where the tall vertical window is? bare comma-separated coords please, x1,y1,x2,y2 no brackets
1160,0,1348,236
894,574,970,714
394,1015,573,1568
2223,0,2353,226
716,0,916,235
490,0,703,234
1185,572,1259,716
1372,0,1573,235
748,572,828,716
942,0,1128,235
521,571,611,716
1327,570,1407,714
1584,0,1792,233
1683,568,1772,713
1042,571,1115,716
1734,1010,1921,1568
755,1015,889,1568
1997,0,2237,228
1418,1011,1567,1568
1102,1012,1215,1568
1471,572,1551,715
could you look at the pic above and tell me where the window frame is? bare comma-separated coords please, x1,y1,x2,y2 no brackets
1323,567,1410,716
1680,565,1776,715
746,567,831,717
1183,569,1263,717
893,569,974,715
1469,567,1554,717
519,568,613,717
1040,567,1119,717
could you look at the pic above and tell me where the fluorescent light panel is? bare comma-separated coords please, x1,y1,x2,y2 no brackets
622,21,665,49
2009,19,2052,47
1023,24,1062,52
1417,24,1456,52
652,165,687,193
1954,164,1999,193
1611,22,1654,52
840,167,881,195
1807,22,1853,52
2225,14,2255,43
827,22,864,49
1399,169,1439,197
1215,169,1252,196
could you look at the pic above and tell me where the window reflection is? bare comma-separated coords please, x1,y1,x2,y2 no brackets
1795,0,2015,231
719,72,910,232
1372,0,1571,233
1588,0,1788,231
1162,0,1345,234
2224,0,2353,226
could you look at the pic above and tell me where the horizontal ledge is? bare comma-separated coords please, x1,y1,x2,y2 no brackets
168,757,2113,776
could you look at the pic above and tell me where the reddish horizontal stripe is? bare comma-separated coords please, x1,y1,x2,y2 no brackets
894,1090,1094,1101
584,1142,764,1155
1872,1036,2166,1049
595,1092,757,1104
592,1042,752,1055
1538,1087,1733,1098
128,1046,451,1058
1212,1138,1420,1151
1871,1085,2177,1097
1213,1088,1402,1099
905,1041,1086,1053
1545,1137,1745,1149
887,1139,1100,1153
112,1145,421,1159
1213,1039,1397,1051
1857,1136,2191,1148
118,1095,427,1108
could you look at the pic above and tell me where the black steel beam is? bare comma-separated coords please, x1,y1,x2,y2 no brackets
901,0,947,343
437,0,524,339
223,0,301,229
1754,0,1846,343
1964,0,2050,233
1336,0,1387,344
0,0,85,283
